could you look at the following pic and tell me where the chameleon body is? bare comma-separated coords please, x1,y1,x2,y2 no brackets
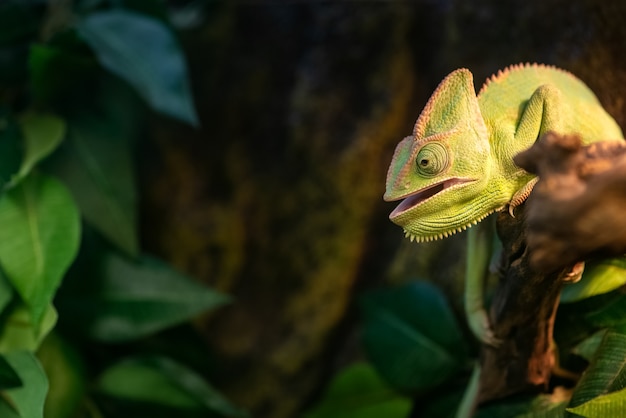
384,63,623,344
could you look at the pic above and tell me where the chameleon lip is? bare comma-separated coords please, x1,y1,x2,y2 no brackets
388,177,476,220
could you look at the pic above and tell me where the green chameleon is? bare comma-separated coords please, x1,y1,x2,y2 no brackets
384,63,623,346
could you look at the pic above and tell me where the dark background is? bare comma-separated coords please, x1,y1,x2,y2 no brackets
138,1,626,417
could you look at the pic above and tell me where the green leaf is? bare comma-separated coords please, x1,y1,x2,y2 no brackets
0,173,80,326
97,359,198,408
583,295,626,331
475,393,568,418
97,356,247,417
572,330,608,362
49,113,138,256
360,281,469,393
0,304,57,353
303,363,412,418
561,259,626,303
146,356,247,417
76,10,198,125
65,253,230,342
1,351,48,418
12,112,65,186
0,270,14,318
0,401,19,418
0,356,21,390
567,386,626,417
568,331,626,410
37,333,86,418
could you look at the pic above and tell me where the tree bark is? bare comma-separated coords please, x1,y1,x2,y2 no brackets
478,205,570,402
478,132,626,404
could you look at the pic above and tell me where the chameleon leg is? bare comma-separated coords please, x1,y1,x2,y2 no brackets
514,84,564,149
509,177,538,216
465,219,501,346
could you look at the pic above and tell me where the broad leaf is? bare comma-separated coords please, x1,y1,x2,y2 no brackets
0,355,21,390
1,351,48,418
0,173,80,326
97,356,246,417
0,304,57,353
49,114,138,256
0,269,14,318
553,292,621,352
561,259,626,303
475,393,568,418
568,386,626,417
303,363,412,418
99,361,200,408
0,402,19,418
65,253,230,342
37,333,86,418
12,112,65,186
360,281,469,392
76,10,198,125
144,356,247,417
583,294,626,331
568,331,626,409
572,330,607,362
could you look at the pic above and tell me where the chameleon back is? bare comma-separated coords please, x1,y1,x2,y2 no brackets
478,63,624,144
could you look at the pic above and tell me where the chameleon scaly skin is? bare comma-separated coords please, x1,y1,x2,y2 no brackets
384,63,623,344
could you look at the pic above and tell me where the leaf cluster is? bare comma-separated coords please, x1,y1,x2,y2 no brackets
306,274,626,418
0,1,244,417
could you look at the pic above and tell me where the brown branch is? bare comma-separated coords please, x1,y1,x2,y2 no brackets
477,132,626,404
514,132,626,273
477,204,574,403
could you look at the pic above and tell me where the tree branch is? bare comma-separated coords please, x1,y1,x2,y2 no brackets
477,132,626,404
514,132,626,272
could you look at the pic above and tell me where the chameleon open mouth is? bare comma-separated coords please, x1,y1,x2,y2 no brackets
388,178,475,220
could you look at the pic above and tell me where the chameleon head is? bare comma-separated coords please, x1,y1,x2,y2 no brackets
383,68,494,241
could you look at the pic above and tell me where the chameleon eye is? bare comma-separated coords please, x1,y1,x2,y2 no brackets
415,142,449,177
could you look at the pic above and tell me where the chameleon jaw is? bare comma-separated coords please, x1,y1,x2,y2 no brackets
402,208,496,243
388,177,476,220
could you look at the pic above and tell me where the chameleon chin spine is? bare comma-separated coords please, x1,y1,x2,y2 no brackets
402,209,497,243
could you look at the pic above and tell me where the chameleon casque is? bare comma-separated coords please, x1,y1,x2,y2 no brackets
384,63,624,345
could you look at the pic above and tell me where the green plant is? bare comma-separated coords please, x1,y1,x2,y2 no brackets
305,275,626,418
0,1,245,417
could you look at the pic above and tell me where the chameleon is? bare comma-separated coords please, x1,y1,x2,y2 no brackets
383,63,624,346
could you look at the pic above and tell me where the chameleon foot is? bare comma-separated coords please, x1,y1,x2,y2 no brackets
563,261,585,283
468,308,502,347
508,178,539,217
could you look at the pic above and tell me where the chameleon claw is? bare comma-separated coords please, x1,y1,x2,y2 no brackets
563,261,585,283
508,205,516,218
508,178,539,217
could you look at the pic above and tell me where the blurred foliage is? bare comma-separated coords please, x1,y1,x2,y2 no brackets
0,0,244,417
303,363,412,418
2,1,626,418
360,281,470,393
302,276,626,417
